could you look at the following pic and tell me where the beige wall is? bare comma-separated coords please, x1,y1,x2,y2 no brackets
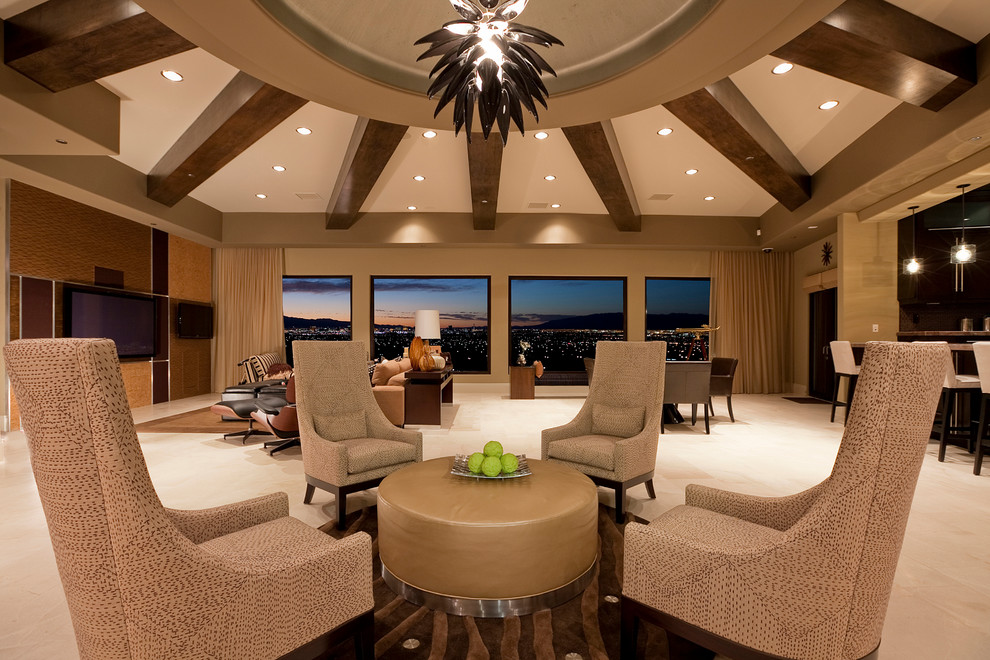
791,232,837,394
837,213,899,342
286,246,712,383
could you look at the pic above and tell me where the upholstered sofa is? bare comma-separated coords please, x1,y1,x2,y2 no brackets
370,358,413,426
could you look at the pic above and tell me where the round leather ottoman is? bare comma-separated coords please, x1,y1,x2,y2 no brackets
377,456,598,617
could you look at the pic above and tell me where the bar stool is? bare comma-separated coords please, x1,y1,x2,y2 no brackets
972,342,990,475
829,341,860,424
917,341,982,461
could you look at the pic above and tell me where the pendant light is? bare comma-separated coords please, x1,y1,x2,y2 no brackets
950,183,976,264
902,205,922,274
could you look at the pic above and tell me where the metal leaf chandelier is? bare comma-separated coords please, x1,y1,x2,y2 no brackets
415,0,563,144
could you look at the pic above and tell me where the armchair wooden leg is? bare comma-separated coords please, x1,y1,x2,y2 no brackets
844,374,858,424
354,610,375,660
303,483,315,505
335,489,348,530
645,479,656,499
691,404,697,425
614,483,625,523
726,394,734,422
703,405,709,434
707,396,714,417
620,597,640,660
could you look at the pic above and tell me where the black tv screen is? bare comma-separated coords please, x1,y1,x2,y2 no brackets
177,302,214,339
64,287,156,358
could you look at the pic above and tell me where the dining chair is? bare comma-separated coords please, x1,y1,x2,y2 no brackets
707,357,738,422
829,340,860,424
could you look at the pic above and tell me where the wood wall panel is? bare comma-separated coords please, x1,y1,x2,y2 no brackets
10,277,20,341
10,181,151,292
119,361,152,409
20,277,54,338
168,234,212,302
168,234,212,399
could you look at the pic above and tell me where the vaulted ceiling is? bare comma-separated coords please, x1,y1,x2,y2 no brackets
1,0,989,251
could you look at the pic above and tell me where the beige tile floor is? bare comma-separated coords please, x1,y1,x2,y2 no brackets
1,386,988,659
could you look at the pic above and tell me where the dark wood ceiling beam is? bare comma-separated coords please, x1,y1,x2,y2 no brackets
664,78,811,211
147,72,306,207
467,135,502,230
772,0,976,111
561,121,641,232
326,118,408,229
3,0,195,92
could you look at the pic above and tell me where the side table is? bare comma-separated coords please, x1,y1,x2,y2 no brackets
403,367,454,425
510,366,535,399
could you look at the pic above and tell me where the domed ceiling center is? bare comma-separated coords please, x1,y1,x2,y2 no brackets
256,0,720,95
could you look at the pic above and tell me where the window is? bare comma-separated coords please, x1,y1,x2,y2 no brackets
372,277,491,373
282,276,352,365
509,277,626,370
645,277,711,360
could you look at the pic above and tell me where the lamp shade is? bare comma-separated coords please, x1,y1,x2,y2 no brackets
414,309,441,340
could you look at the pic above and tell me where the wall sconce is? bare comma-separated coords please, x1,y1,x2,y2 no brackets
902,205,922,274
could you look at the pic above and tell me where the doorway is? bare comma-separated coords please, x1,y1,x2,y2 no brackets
808,288,837,400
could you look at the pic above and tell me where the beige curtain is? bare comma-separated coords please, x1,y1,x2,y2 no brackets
710,250,792,394
212,248,284,391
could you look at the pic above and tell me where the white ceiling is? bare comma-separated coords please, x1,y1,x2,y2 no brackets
1,0,989,225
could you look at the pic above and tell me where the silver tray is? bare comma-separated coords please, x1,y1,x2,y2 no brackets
451,453,532,479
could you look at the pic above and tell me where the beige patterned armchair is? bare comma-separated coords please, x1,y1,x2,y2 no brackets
621,341,948,660
542,341,667,522
4,338,374,660
294,341,423,529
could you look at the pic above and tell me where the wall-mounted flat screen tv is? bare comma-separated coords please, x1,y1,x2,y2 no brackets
64,287,156,358
177,302,214,339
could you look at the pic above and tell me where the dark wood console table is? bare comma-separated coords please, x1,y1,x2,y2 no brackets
404,367,454,425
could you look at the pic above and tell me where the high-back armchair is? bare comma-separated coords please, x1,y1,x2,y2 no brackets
621,341,948,660
542,341,666,522
294,341,423,529
4,338,374,659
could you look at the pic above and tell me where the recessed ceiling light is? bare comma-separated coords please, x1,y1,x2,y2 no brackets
704,195,715,201
272,165,286,172
55,138,67,144
413,175,426,181
819,100,839,110
544,175,556,181
657,128,673,136
407,205,417,210
685,168,698,175
808,225,818,229
551,203,561,208
296,127,312,135
422,130,437,139
256,193,267,199
534,131,549,140
771,62,793,75
161,70,183,82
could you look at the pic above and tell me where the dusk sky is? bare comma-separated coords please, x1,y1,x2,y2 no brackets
283,277,351,321
511,278,625,326
646,278,711,316
374,278,489,328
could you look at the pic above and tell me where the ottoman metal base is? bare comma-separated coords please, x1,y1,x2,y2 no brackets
381,560,597,618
